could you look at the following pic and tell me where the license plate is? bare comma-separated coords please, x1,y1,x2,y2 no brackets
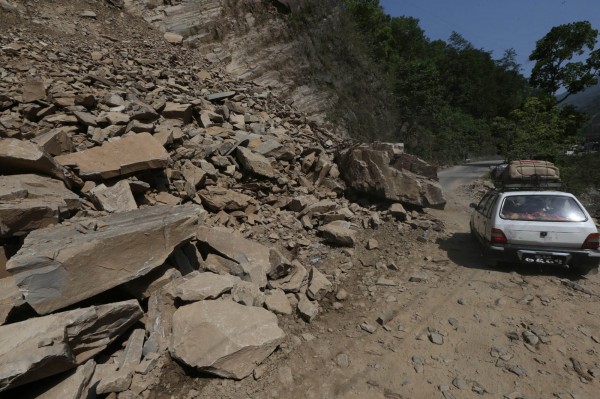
521,253,565,265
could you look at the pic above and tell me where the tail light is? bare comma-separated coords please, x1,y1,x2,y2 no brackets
582,233,600,250
491,228,507,245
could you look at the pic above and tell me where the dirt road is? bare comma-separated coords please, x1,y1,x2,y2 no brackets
159,165,600,399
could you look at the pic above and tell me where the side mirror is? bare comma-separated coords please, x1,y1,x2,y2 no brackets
469,203,477,209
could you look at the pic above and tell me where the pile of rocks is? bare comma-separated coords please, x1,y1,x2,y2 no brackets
0,2,446,397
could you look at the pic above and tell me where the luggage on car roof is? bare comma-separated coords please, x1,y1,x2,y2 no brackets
493,160,561,188
505,160,560,181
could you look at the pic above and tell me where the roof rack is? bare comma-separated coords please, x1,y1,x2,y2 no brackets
494,175,564,192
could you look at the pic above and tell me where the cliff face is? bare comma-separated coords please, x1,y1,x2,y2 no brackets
122,1,330,124
122,0,395,140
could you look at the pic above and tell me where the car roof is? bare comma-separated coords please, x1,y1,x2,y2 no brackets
498,190,573,196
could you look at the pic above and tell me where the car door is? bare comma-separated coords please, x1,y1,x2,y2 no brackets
473,192,493,238
481,193,500,242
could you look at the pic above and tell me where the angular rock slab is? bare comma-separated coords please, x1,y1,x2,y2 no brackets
0,277,22,325
0,174,81,238
0,300,142,392
7,205,201,315
337,145,446,209
197,226,270,287
236,147,276,178
168,271,240,302
170,300,285,379
199,186,253,212
0,138,73,185
318,221,356,247
32,359,96,399
89,180,137,213
55,132,169,180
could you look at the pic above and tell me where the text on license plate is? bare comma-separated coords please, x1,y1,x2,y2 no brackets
522,254,565,265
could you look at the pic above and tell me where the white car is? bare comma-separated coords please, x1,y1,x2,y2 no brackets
470,189,600,275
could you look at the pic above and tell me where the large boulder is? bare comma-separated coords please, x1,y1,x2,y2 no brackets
7,205,201,315
170,300,285,379
0,174,81,238
54,133,169,180
336,145,446,209
0,300,142,392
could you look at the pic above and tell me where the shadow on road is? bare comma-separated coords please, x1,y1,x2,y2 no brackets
436,232,586,280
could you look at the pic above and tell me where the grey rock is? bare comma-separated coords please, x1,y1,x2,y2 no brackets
0,174,81,238
33,359,96,399
199,186,253,212
169,300,285,379
318,221,356,247
337,145,446,209
264,288,292,315
0,300,142,392
429,332,444,345
7,205,200,314
307,267,332,301
0,138,74,186
55,133,169,180
297,293,318,322
197,226,270,287
232,280,263,306
236,146,275,178
169,271,239,302
89,180,137,213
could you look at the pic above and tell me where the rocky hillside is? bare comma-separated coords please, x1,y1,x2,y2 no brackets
0,0,446,397
122,0,398,140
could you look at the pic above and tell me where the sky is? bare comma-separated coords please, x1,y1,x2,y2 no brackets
379,0,600,76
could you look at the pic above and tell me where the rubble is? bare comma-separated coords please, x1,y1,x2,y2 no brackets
0,3,450,396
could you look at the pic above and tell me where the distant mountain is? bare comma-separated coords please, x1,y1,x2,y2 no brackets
561,83,600,140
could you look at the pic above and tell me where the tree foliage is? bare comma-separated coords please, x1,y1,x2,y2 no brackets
307,1,592,167
529,21,600,103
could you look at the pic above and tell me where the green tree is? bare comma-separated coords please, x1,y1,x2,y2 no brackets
529,21,600,103
499,97,570,161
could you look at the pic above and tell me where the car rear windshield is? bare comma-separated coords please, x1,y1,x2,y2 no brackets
500,195,587,222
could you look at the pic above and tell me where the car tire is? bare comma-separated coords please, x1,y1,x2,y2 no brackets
470,222,477,239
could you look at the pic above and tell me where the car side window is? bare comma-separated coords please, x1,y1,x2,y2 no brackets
476,193,492,213
483,194,499,218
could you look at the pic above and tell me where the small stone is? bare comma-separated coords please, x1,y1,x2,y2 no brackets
80,10,97,18
457,298,466,305
360,322,377,334
366,239,379,250
335,289,348,301
506,331,520,341
411,355,424,373
164,32,183,44
376,276,397,286
471,382,486,395
409,271,428,282
452,377,466,389
302,333,316,342
429,332,444,345
335,353,350,368
522,330,539,346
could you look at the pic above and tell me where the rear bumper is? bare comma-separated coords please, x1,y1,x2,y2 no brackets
487,244,600,268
